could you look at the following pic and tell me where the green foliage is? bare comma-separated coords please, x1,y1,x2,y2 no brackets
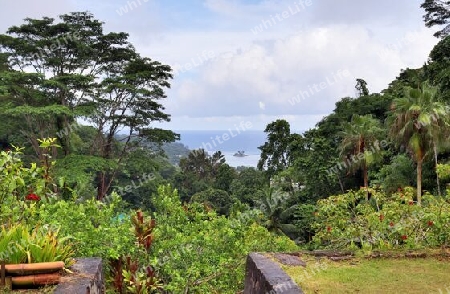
161,142,190,165
258,119,297,178
375,154,416,193
122,266,163,294
150,185,298,293
213,164,237,193
31,193,134,260
54,154,115,199
388,83,449,203
256,187,297,236
176,149,228,201
339,114,385,195
0,223,74,264
293,204,317,244
436,163,450,180
0,148,58,225
312,188,450,250
113,148,169,210
0,12,178,200
421,0,450,38
291,131,342,202
113,211,163,294
230,167,265,206
191,188,235,216
355,78,369,97
427,36,450,101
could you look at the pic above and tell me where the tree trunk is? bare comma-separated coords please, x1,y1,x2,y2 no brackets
363,161,369,201
417,159,422,205
97,135,114,201
338,176,344,193
433,142,441,197
97,172,107,201
56,116,71,156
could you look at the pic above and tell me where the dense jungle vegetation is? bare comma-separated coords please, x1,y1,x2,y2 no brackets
1,1,450,292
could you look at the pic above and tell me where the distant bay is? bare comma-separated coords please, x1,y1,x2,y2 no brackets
176,130,267,167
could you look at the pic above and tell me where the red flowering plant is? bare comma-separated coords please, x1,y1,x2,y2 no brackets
0,146,56,224
25,193,41,201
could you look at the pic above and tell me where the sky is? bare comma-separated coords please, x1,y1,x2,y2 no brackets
0,0,440,131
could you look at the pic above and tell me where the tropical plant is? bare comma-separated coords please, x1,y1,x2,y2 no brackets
375,154,416,194
0,147,59,225
339,114,384,200
388,84,448,204
31,192,134,260
176,149,227,201
191,188,235,216
110,210,163,294
0,223,74,264
257,186,298,236
436,163,450,181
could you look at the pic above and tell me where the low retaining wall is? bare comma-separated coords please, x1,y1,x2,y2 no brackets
54,258,103,294
244,253,303,294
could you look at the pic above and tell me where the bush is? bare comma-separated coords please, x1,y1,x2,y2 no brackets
0,148,55,225
31,193,135,260
312,187,450,250
0,147,298,293
150,185,298,293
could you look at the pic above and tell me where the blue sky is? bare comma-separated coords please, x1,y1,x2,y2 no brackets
0,0,439,131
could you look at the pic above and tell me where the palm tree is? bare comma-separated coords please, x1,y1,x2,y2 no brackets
339,114,384,200
388,84,448,204
257,186,297,236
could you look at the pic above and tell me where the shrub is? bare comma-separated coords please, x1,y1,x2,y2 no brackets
150,185,298,293
0,223,74,264
31,193,135,260
312,187,450,250
0,148,55,225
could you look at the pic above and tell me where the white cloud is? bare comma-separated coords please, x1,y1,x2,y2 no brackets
164,24,437,125
0,0,440,131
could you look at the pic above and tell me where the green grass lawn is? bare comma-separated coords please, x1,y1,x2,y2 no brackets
282,254,450,294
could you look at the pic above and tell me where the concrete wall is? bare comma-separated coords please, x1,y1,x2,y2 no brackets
244,253,303,294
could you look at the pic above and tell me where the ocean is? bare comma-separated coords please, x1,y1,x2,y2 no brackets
176,130,267,168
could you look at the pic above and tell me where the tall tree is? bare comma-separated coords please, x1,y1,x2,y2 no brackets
89,55,177,199
355,78,369,97
421,0,450,38
0,12,117,155
0,12,177,200
388,84,448,204
291,130,342,201
339,114,384,200
258,119,297,179
426,36,450,101
177,149,226,201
